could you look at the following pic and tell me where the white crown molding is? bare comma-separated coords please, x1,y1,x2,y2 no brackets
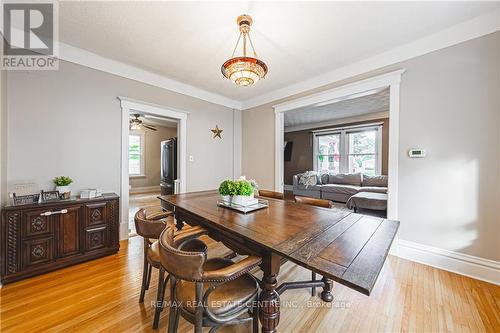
395,239,500,285
59,42,242,110
241,10,500,110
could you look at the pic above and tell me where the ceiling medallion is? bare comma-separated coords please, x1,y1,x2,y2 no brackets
221,15,268,87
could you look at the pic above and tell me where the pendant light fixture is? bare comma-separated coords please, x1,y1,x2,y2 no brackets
221,15,268,87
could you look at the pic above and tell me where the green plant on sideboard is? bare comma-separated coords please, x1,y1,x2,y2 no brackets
53,176,73,200
53,176,73,186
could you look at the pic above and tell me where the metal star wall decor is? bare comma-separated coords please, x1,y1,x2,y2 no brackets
211,125,223,139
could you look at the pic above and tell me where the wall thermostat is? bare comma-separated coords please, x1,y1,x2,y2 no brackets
408,148,426,158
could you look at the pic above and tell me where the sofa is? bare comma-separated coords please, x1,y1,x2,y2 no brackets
292,172,388,203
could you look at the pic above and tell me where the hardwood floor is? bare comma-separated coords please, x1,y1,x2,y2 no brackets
129,192,162,234
2,195,498,332
1,240,499,332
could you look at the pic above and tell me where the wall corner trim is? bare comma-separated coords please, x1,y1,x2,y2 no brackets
395,239,500,285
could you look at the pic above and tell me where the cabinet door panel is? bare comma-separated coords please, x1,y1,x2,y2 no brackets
84,203,107,227
58,206,81,257
23,237,54,268
23,210,52,238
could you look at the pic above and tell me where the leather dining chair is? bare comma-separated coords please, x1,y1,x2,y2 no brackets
158,225,262,333
294,195,333,296
258,189,284,200
134,209,207,329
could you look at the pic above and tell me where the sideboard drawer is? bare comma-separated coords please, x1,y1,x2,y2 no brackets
84,202,107,227
23,209,53,238
85,226,108,251
22,237,55,268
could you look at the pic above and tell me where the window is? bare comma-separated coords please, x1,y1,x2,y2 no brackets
317,134,341,174
347,130,377,175
129,133,144,176
314,124,382,175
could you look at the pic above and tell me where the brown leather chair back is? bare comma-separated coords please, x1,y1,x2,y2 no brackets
258,189,284,200
134,209,167,239
159,226,206,281
294,196,333,208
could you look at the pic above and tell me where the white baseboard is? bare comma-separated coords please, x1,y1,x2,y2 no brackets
395,239,500,285
129,185,160,194
119,222,129,240
283,184,293,191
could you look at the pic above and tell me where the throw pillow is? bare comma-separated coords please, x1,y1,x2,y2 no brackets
298,171,319,186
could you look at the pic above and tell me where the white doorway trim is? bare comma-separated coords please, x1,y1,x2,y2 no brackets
273,69,405,220
118,96,188,240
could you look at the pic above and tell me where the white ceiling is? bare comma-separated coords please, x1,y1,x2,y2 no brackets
284,88,389,128
58,2,498,105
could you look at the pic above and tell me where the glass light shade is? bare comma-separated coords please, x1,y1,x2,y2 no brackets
221,57,268,87
130,123,141,130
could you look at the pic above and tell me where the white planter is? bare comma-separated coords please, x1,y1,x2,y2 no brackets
221,195,232,203
56,185,71,199
232,193,257,206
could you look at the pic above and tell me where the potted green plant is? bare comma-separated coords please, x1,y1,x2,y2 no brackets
218,180,235,203
232,179,257,206
53,176,73,199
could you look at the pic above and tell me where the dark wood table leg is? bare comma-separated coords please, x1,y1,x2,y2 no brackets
259,253,281,333
320,277,334,302
173,210,185,231
175,219,184,231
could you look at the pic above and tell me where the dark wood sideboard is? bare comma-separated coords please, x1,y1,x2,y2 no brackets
1,193,120,284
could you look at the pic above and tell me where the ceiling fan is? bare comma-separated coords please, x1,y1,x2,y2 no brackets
129,114,157,131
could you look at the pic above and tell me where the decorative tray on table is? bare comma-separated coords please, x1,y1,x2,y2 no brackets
217,199,269,214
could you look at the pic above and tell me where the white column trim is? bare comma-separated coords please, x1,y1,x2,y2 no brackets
274,110,284,192
274,69,404,220
387,83,400,220
119,96,188,239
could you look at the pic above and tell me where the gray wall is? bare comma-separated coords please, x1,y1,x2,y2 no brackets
6,60,237,198
243,32,500,261
129,125,177,189
398,32,499,261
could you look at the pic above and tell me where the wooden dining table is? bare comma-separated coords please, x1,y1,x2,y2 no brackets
159,190,399,333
